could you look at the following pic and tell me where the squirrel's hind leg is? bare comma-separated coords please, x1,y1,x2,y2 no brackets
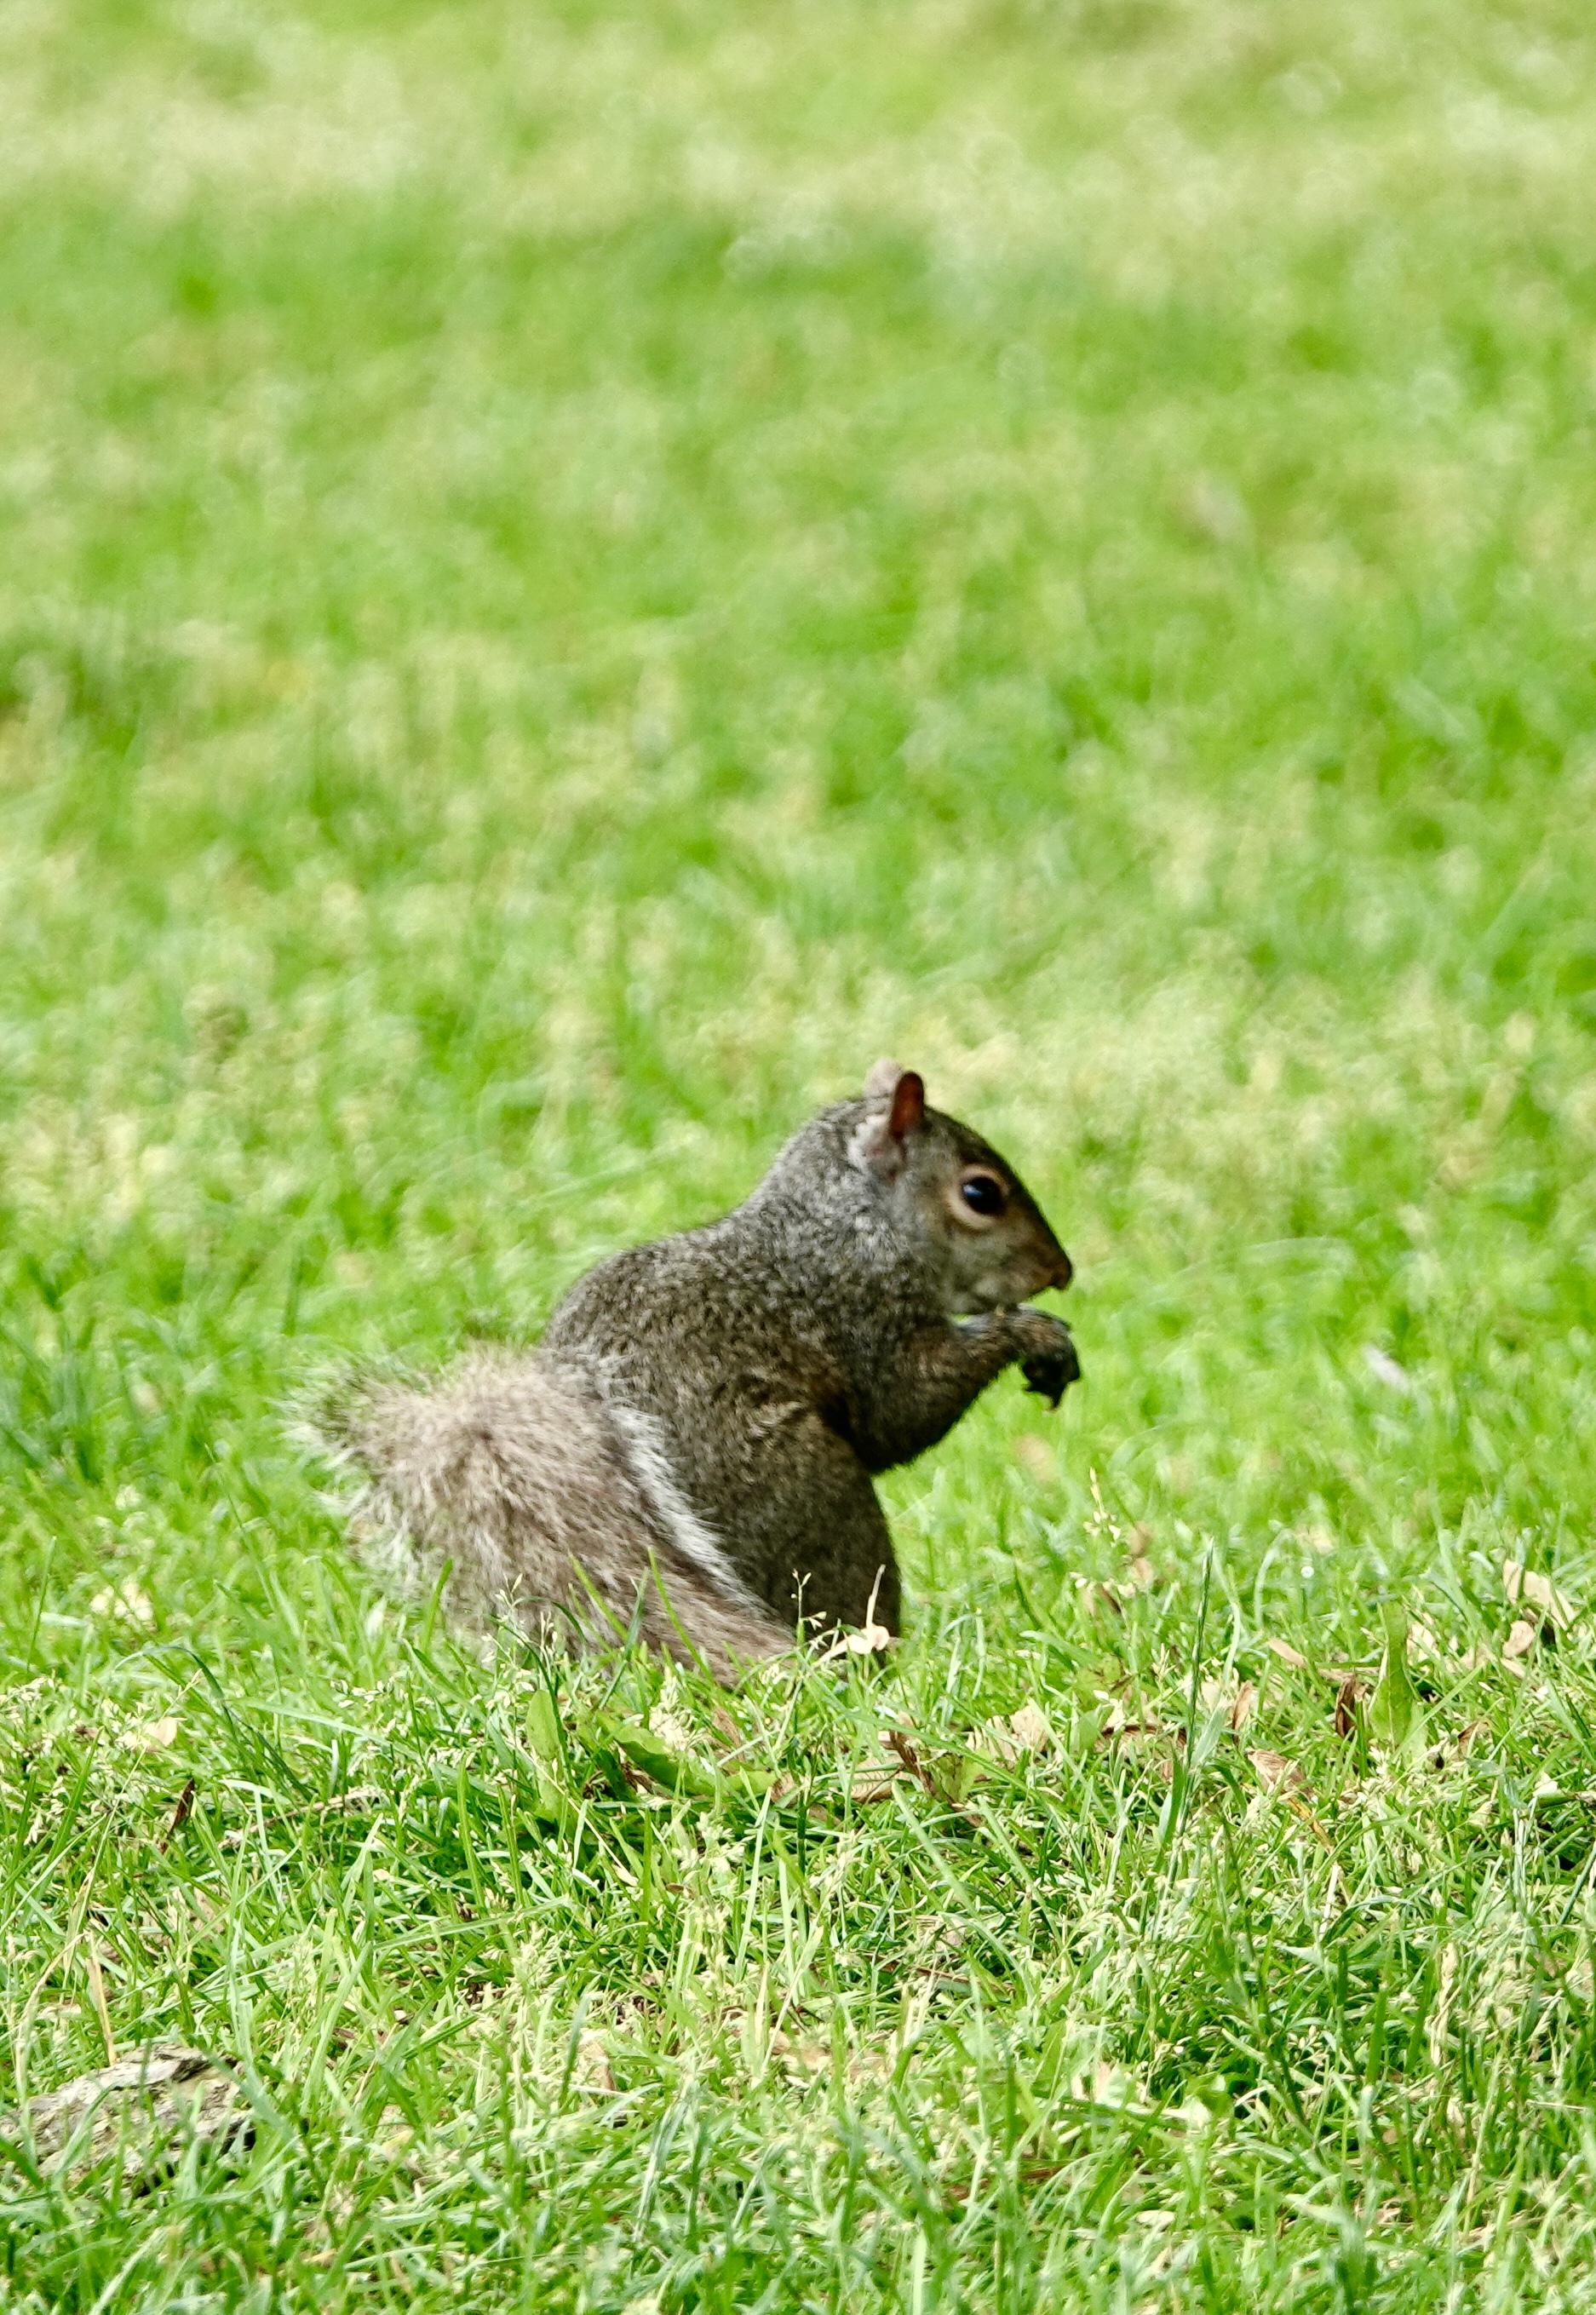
743,1416,901,1647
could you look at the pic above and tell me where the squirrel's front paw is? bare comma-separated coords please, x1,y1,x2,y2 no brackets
1017,1313,1080,1409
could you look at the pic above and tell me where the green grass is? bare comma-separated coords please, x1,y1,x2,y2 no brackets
3,0,1596,2302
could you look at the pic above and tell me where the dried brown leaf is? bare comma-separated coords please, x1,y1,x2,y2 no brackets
1082,1581,1124,1617
1101,1697,1161,1737
819,1619,894,1663
123,1717,179,1753
1266,1640,1310,1671
1007,1702,1053,1753
1502,1560,1571,1625
1334,1679,1365,1740
1502,1619,1539,1661
158,1778,197,1854
1197,1679,1256,1731
883,1728,943,1799
852,1738,917,1801
1249,1749,1305,1795
847,1772,904,1804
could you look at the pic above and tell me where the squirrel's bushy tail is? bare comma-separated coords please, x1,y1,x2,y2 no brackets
301,1351,789,1681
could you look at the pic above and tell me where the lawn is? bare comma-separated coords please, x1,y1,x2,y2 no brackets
3,0,1596,2304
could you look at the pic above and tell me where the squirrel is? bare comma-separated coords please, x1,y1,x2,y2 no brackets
310,1061,1078,1680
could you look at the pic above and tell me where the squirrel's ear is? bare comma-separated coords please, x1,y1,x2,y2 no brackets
887,1071,925,1140
856,1067,925,1179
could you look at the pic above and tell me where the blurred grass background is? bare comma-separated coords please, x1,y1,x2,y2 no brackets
3,0,1596,2304
4,0,1594,1612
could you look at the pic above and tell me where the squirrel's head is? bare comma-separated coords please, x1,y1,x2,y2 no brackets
852,1060,1073,1315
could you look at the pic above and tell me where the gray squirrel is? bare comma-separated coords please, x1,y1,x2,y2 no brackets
312,1061,1077,1680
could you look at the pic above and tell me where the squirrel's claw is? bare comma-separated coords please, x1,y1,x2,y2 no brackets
1020,1327,1080,1410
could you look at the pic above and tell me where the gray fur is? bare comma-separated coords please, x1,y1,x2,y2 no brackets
307,1066,1076,1679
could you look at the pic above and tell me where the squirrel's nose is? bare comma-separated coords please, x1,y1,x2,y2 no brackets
1051,1251,1073,1291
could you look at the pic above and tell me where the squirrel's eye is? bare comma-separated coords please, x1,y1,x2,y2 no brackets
960,1174,1006,1217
